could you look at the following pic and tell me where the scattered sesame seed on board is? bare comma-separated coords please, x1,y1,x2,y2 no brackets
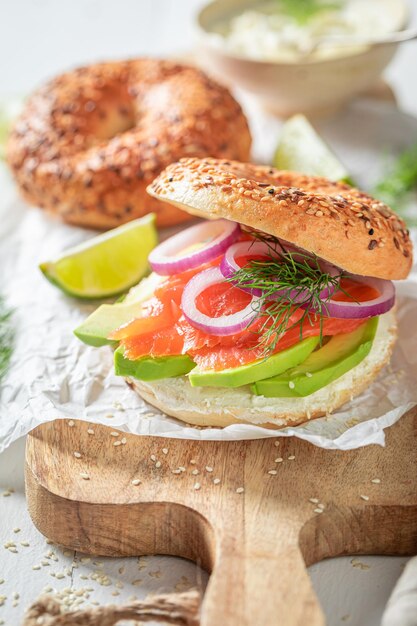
205,466,213,473
171,469,181,474
193,483,201,491
162,448,168,455
236,487,245,494
73,451,82,459
213,478,221,485
268,470,277,475
155,461,161,468
288,455,296,461
121,438,127,445
371,478,381,484
275,457,283,463
110,432,119,437
314,508,323,514
191,469,199,475
150,454,156,462
79,472,90,480
87,428,94,435
190,459,196,464
274,440,280,446
131,479,141,486
113,441,122,447
360,495,370,501
68,420,75,427
13,528,20,533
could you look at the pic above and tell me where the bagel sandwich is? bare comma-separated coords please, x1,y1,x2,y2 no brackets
75,158,412,429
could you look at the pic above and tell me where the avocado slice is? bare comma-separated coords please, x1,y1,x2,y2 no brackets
252,317,378,398
74,301,143,347
188,336,320,388
115,346,195,381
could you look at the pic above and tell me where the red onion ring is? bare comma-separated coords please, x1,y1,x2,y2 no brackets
149,219,240,275
181,266,260,336
220,240,340,301
320,275,395,319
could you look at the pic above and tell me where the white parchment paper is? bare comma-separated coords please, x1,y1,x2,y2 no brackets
1,98,417,452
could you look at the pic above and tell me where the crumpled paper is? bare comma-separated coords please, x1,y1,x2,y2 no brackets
1,98,417,452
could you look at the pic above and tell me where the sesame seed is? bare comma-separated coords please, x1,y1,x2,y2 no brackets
309,498,319,504
191,469,199,475
288,455,295,460
193,483,201,491
318,503,325,510
190,459,196,464
110,432,119,437
205,466,213,473
371,478,381,484
306,372,312,378
274,441,280,446
268,470,277,475
121,438,127,445
32,565,41,570
275,457,283,463
79,472,90,480
179,466,186,472
131,479,141,486
13,528,20,534
360,495,369,501
68,420,75,427
314,508,323,514
113,441,122,447
162,448,168,455
288,381,295,389
20,541,30,547
150,454,156,462
236,487,244,494
171,469,181,474
87,429,94,435
155,461,161,468
73,452,81,459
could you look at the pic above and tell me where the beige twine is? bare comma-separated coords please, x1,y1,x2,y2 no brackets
21,590,201,626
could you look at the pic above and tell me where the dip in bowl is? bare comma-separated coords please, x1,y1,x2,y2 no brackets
197,0,408,116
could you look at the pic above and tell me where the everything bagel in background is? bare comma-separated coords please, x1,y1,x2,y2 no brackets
6,59,251,229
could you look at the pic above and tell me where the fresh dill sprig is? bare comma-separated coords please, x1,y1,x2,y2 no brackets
229,234,344,356
278,0,342,24
373,141,417,228
0,294,14,382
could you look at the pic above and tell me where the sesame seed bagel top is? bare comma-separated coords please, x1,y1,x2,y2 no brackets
148,158,412,280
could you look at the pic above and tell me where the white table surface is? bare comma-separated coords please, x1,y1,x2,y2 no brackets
0,1,416,625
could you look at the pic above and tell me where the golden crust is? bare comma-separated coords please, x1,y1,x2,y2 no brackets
148,158,412,279
6,61,251,229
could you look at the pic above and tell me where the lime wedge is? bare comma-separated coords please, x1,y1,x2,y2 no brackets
274,114,353,184
40,214,158,299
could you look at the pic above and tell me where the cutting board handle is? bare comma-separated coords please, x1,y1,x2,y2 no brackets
201,535,325,626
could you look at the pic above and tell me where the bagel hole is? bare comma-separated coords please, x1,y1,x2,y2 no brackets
94,100,136,140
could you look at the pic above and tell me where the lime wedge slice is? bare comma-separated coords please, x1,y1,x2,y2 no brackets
274,114,353,184
40,214,158,299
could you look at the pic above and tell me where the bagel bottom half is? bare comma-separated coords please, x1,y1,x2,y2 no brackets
128,310,397,429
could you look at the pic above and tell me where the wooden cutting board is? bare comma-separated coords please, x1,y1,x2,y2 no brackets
25,408,417,626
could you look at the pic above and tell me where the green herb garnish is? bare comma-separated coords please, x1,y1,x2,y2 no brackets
0,295,14,382
229,234,345,356
278,0,342,24
373,141,417,227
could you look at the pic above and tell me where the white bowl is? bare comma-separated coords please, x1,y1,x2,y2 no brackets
196,0,409,117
